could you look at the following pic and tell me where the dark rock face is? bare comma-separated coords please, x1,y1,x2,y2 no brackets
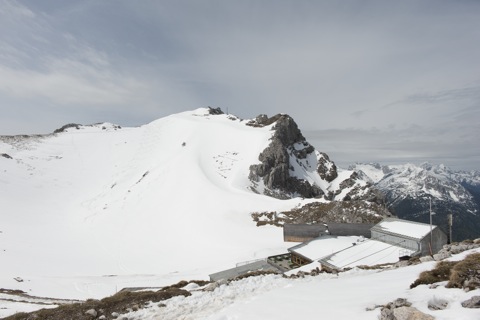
207,107,224,115
249,114,334,199
317,152,338,182
1,153,12,159
54,123,81,133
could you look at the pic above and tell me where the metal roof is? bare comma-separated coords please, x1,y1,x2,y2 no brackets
371,218,437,240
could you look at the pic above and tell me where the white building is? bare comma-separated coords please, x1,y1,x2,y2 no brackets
289,218,448,270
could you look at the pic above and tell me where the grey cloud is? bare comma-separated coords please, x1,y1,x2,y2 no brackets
305,127,480,171
0,0,479,170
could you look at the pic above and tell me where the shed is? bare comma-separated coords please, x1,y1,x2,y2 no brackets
370,218,447,256
284,223,374,242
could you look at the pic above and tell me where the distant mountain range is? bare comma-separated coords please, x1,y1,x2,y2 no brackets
349,163,480,241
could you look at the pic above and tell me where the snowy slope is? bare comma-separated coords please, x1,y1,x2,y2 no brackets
0,108,351,302
1,110,479,319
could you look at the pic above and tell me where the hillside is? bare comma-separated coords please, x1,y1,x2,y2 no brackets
0,108,386,307
1,108,480,319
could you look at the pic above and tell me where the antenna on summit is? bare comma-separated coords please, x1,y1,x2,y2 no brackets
429,197,436,255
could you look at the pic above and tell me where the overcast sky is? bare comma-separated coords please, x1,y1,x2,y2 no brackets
1,0,479,170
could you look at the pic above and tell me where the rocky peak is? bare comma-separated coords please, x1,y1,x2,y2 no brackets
317,152,338,182
207,107,224,115
248,113,337,199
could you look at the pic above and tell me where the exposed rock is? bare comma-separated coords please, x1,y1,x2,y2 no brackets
54,123,81,133
317,152,338,182
249,114,327,199
1,153,12,159
204,282,219,292
392,306,434,320
251,200,386,227
394,260,409,268
85,308,98,317
449,243,480,254
207,107,224,115
339,172,359,190
379,299,434,320
461,296,480,308
428,297,448,310
433,251,451,261
379,298,411,320
419,256,434,263
391,298,411,308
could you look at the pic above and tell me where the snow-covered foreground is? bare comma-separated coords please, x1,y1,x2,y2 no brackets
3,108,477,318
124,249,480,320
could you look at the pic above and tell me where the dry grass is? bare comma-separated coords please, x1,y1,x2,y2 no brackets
446,253,480,290
410,261,457,289
410,253,480,290
3,280,205,320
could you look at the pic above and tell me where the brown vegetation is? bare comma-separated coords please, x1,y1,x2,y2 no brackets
446,253,480,290
3,280,205,320
410,261,457,288
410,253,480,290
252,201,386,227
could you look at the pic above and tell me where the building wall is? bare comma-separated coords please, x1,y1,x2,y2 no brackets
290,252,312,266
419,228,448,256
209,260,280,281
371,230,420,252
328,223,374,238
284,224,326,242
284,223,373,242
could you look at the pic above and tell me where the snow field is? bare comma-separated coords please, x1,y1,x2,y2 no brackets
0,109,305,300
122,249,480,320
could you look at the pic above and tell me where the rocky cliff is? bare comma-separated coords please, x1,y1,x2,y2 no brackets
248,113,335,199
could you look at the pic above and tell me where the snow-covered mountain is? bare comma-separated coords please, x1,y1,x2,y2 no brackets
1,108,479,319
0,107,384,303
350,162,480,241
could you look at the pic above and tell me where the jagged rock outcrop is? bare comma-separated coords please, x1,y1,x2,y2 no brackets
317,152,338,182
207,107,224,115
248,114,331,199
54,123,81,133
